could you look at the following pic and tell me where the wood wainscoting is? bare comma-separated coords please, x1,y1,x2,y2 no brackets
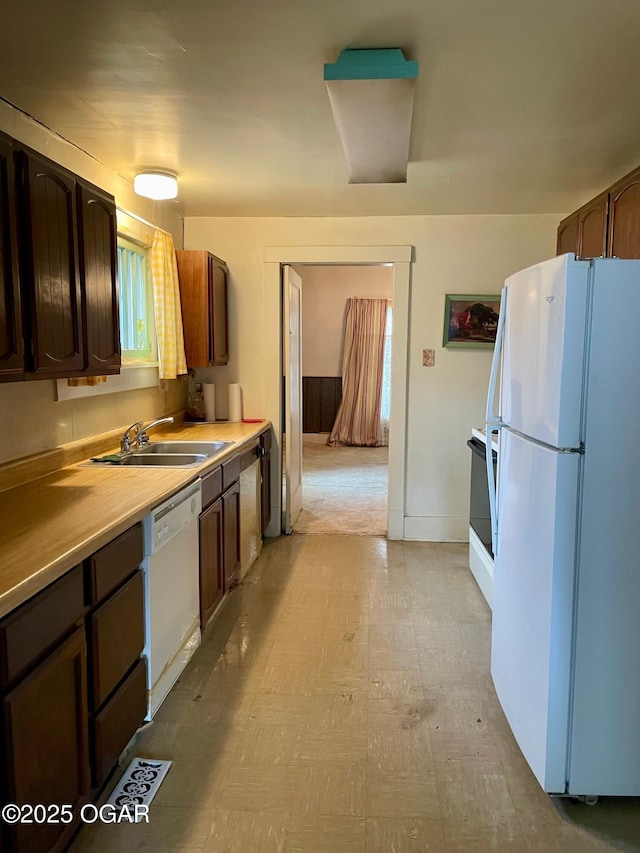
302,376,342,434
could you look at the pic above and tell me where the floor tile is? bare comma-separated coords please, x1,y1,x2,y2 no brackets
366,768,441,819
235,722,306,766
300,727,367,766
368,668,425,700
215,765,304,813
434,763,520,831
260,663,318,695
365,817,447,852
285,814,365,852
294,763,366,816
306,693,368,731
204,809,289,852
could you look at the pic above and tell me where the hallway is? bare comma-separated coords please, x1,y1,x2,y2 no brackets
72,535,640,852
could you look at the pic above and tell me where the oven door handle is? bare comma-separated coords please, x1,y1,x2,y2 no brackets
485,285,507,556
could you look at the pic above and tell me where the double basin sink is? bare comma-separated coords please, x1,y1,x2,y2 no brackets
93,441,234,468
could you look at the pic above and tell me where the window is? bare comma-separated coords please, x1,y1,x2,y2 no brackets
117,237,156,364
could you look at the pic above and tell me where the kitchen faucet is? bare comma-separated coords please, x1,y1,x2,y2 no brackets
120,416,174,452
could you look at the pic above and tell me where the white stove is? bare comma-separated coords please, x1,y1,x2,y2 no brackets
467,428,499,609
471,426,499,453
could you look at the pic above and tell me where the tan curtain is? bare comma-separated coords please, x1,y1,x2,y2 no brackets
150,230,188,379
329,298,388,447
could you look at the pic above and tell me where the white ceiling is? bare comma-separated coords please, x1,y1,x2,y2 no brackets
2,0,640,217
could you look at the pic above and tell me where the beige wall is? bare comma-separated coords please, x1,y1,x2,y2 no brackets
184,213,560,540
0,101,187,466
292,265,393,377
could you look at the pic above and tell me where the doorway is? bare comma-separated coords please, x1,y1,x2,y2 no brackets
291,263,393,536
264,245,411,540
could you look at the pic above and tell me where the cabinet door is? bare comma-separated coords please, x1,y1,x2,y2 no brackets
92,657,146,788
208,255,229,365
88,571,144,710
578,192,608,258
176,250,208,367
556,212,579,256
199,498,224,627
22,152,83,373
77,183,120,374
0,135,23,379
222,481,240,590
608,166,640,259
3,626,89,853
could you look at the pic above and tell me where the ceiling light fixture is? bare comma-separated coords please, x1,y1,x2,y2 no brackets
133,169,178,200
324,48,418,184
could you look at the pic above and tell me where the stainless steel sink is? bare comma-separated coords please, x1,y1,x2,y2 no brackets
135,441,233,456
120,453,207,467
83,439,235,468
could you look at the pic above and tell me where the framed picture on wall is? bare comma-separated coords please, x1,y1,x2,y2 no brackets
443,294,501,349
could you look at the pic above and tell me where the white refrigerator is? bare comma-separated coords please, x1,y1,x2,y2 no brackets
486,253,640,799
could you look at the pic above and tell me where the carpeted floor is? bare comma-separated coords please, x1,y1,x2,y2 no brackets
293,439,388,536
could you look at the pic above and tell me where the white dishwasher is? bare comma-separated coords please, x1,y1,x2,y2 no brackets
142,480,202,719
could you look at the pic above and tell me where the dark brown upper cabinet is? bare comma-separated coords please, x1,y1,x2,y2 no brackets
578,191,608,259
0,134,23,379
557,163,640,262
20,150,84,374
0,132,121,384
77,182,120,374
176,250,229,367
607,166,640,259
556,211,579,257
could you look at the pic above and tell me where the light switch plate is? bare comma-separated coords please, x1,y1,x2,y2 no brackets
422,348,435,367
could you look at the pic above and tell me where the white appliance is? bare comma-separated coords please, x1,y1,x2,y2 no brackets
239,450,262,579
486,253,640,800
467,428,498,608
142,480,202,719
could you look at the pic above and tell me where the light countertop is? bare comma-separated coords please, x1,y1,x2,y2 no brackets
0,421,270,619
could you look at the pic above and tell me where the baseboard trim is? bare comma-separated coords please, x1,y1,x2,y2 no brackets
403,515,468,542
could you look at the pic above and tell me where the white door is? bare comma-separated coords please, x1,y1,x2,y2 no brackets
491,428,579,792
500,254,589,448
283,265,303,532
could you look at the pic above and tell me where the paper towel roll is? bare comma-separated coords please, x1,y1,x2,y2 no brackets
203,383,216,422
228,383,243,422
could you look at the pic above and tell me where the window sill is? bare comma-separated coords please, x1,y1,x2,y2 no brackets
55,365,160,401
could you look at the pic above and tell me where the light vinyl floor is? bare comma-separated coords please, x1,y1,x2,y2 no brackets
72,535,640,852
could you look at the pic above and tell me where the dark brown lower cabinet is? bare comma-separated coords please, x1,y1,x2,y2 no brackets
199,497,224,628
0,523,146,853
223,480,240,590
2,626,90,853
91,658,146,786
87,569,146,789
85,531,146,791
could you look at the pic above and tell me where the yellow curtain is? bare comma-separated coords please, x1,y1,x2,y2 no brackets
150,230,188,379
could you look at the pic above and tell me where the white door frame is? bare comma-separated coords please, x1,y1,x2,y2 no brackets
264,245,412,539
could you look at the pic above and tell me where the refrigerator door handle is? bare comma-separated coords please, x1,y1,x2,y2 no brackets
486,284,507,428
486,285,507,555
